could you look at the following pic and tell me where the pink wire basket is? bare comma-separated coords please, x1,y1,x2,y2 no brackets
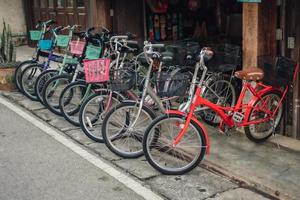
70,40,86,55
83,58,111,83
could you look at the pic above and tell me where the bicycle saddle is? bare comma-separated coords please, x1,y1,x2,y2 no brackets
235,67,264,81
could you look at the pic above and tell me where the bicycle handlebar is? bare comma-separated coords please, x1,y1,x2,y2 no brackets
35,19,56,29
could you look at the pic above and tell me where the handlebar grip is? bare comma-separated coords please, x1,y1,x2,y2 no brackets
151,44,165,49
203,47,214,57
102,26,110,33
127,40,139,45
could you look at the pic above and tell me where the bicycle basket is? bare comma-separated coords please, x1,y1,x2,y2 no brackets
258,56,297,87
155,72,190,97
70,40,86,55
29,30,42,41
85,45,102,60
110,68,137,92
83,58,110,83
56,35,70,47
65,55,78,65
38,40,53,50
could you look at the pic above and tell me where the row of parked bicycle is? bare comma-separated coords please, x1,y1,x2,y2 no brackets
15,20,298,175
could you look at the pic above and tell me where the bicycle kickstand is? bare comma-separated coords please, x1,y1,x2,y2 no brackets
271,119,280,150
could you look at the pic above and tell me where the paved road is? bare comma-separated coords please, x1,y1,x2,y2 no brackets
0,93,273,200
0,103,143,200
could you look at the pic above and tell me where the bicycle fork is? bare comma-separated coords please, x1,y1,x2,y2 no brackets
172,88,201,147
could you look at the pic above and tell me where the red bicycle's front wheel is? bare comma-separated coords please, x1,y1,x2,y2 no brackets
245,90,283,143
143,114,207,175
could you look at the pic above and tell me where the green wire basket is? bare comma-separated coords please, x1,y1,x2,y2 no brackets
56,35,71,47
85,45,102,59
65,55,78,65
29,30,42,41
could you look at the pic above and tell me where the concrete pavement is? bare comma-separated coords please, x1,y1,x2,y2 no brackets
0,103,144,200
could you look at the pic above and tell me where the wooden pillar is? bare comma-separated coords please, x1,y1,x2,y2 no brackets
243,3,259,68
242,1,277,68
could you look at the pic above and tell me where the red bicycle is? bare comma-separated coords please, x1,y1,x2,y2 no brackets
142,48,299,175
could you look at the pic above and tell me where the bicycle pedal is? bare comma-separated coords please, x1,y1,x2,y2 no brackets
232,112,244,123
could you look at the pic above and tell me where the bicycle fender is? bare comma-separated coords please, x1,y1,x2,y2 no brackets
244,88,284,120
165,110,211,154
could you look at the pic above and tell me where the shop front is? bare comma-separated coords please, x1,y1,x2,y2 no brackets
23,0,300,139
243,0,300,139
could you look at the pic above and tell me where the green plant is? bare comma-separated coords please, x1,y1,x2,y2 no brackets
0,19,16,66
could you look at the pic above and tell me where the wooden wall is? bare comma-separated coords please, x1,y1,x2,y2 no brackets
90,0,111,31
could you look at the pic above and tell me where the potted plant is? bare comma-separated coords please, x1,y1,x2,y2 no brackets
0,20,18,91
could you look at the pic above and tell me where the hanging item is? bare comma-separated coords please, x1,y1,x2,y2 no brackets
172,13,178,40
148,15,155,41
188,0,200,11
160,15,167,40
146,0,168,13
167,14,173,40
154,15,161,41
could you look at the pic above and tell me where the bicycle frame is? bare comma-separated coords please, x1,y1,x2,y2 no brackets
169,49,299,151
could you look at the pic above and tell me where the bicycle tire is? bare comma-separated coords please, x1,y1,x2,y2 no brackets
35,69,59,105
15,60,37,92
143,113,207,175
79,90,124,142
59,81,91,126
20,63,44,101
244,90,283,143
102,101,156,158
42,74,72,115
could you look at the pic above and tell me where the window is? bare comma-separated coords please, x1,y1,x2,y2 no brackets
40,0,46,8
57,0,65,8
48,0,54,7
67,0,74,7
77,0,84,7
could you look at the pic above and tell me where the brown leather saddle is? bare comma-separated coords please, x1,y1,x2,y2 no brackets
234,67,264,81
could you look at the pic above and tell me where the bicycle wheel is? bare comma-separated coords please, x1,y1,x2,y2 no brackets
20,63,44,101
102,101,156,158
200,75,236,126
35,69,59,105
143,114,207,175
244,90,283,143
59,81,92,126
15,60,37,92
42,74,72,115
79,90,124,142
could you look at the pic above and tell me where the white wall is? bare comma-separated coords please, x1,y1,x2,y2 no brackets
0,0,26,34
